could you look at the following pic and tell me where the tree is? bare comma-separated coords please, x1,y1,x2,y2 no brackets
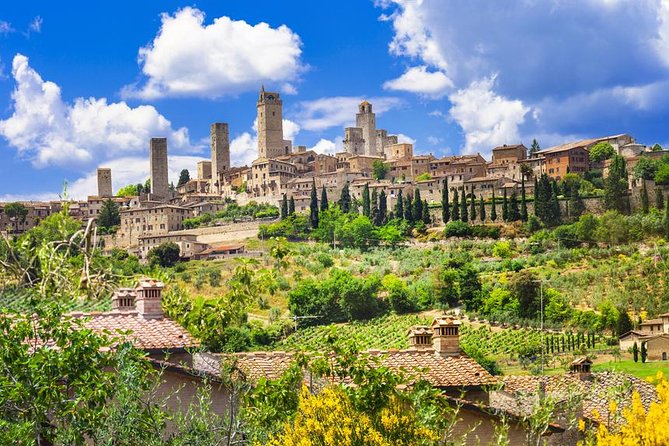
657,188,665,211
97,199,121,232
378,191,388,225
289,196,295,215
339,183,351,213
4,202,28,223
460,188,468,222
604,155,629,214
310,180,319,229
529,138,540,158
320,186,329,212
413,188,423,222
589,142,616,163
177,169,191,187
362,183,371,217
551,181,561,222
616,310,633,336
372,160,388,180
632,341,639,362
441,183,450,224
148,242,181,267
422,199,430,224
404,194,414,223
479,195,486,222
641,180,650,214
569,188,585,218
116,184,138,197
634,156,659,180
509,270,541,319
520,176,528,221
371,188,379,225
281,194,288,220
395,190,404,221
451,189,460,221
641,341,647,363
502,189,509,221
490,190,497,221
665,200,669,239
469,192,477,221
509,191,520,221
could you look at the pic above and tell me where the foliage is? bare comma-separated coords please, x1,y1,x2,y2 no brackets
258,214,310,240
97,199,120,233
183,201,279,228
372,160,388,180
147,242,180,268
415,172,432,182
604,155,629,213
177,169,190,187
589,142,616,163
634,156,660,180
116,184,139,197
4,202,28,223
444,220,471,238
309,181,319,229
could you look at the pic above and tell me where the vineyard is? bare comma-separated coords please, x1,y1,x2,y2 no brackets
0,290,111,314
273,314,607,359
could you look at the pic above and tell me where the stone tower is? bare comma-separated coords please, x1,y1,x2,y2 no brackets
150,137,169,199
343,127,365,155
210,123,230,193
356,101,377,156
257,86,285,159
97,167,112,198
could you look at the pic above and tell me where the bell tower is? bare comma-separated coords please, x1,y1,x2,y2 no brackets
257,86,285,160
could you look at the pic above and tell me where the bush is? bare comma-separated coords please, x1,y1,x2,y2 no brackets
470,225,501,239
492,241,513,259
147,242,180,267
316,252,334,268
444,221,472,238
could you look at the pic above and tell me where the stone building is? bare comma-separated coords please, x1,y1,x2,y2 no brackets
197,160,212,180
210,123,230,193
343,127,365,155
257,87,291,159
356,101,377,156
150,137,169,199
97,168,113,198
117,204,190,247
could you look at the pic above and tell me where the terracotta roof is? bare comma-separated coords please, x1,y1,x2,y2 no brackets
641,318,663,325
70,311,197,351
537,135,629,155
493,144,527,151
197,243,245,255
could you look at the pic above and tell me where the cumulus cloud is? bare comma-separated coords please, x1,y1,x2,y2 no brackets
294,96,403,131
395,133,416,145
229,117,301,166
383,65,452,98
448,77,529,156
0,54,194,168
123,7,304,99
309,139,338,155
0,21,13,35
29,16,42,33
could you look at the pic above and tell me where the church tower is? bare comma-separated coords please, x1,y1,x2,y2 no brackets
356,101,377,156
257,86,285,159
210,123,230,193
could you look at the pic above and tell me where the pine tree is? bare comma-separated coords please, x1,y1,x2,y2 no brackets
656,188,665,211
502,189,509,221
320,186,329,212
362,183,371,217
281,194,288,219
310,180,319,228
632,341,639,362
479,195,486,222
520,176,528,221
441,182,450,224
177,169,190,187
339,183,351,212
413,189,423,222
460,188,468,222
452,191,460,221
469,192,477,222
490,190,497,221
509,192,520,221
378,190,388,225
641,180,649,214
371,189,379,225
404,194,414,223
289,196,295,215
422,199,431,224
396,190,404,220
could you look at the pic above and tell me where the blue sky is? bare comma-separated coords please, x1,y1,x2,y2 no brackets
1,0,669,200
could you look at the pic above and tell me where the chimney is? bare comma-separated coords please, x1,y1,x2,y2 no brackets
407,326,433,350
431,317,461,357
111,288,136,312
135,278,165,320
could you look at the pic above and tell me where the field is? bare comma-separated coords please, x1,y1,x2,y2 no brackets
592,359,669,379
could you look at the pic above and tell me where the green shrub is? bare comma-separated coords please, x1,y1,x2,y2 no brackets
444,221,471,238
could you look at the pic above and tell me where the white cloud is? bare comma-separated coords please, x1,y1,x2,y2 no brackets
426,136,442,145
395,133,416,145
309,138,337,155
0,21,13,34
29,16,42,33
123,7,304,99
383,65,452,98
282,119,300,141
0,54,194,168
294,96,403,131
448,76,529,156
230,132,258,167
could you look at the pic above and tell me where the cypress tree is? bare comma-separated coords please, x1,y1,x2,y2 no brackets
371,189,379,225
460,188,468,222
362,183,371,217
396,190,404,220
379,190,388,225
641,341,647,363
413,189,423,222
641,180,649,214
339,183,351,212
320,185,329,211
509,191,520,221
664,199,669,239
405,194,414,223
441,182,450,224
520,176,528,221
502,189,509,221
422,199,431,224
632,341,639,362
490,190,497,221
533,177,540,217
569,188,585,218
470,192,477,222
551,181,561,222
478,195,486,222
281,194,288,219
310,180,319,228
289,196,295,215
604,155,629,214
452,190,460,221
656,188,665,211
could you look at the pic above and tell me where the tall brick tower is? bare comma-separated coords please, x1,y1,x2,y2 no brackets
210,123,230,193
150,137,169,199
356,101,377,156
97,167,112,198
257,86,285,159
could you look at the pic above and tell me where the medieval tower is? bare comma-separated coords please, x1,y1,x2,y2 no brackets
257,86,285,159
97,168,112,198
356,101,377,156
149,137,169,198
210,123,230,193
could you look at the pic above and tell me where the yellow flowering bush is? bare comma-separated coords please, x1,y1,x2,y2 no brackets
267,386,439,446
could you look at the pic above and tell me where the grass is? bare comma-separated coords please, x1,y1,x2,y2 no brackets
592,359,669,380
